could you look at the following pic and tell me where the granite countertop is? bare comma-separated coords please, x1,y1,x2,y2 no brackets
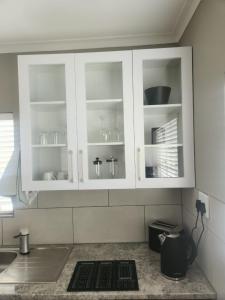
0,243,216,300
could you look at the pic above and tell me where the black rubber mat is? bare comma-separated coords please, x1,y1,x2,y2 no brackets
67,260,139,292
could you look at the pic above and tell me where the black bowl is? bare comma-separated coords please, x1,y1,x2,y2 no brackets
144,86,171,105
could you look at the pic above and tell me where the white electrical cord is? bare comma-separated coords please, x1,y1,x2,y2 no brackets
16,151,38,206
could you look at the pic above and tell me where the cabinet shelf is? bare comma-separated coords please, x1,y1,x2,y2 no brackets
88,142,124,146
32,144,67,148
87,99,123,110
30,101,66,105
145,144,183,148
30,101,66,112
143,104,182,115
87,99,122,103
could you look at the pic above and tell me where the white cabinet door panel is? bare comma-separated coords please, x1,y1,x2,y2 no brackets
18,54,78,191
75,51,135,189
133,47,195,188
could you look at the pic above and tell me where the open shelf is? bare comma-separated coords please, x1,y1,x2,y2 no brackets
143,104,182,115
32,144,67,148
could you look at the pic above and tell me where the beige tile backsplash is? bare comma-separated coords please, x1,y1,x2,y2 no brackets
3,208,73,245
1,189,182,245
38,190,108,208
73,206,145,243
109,189,181,206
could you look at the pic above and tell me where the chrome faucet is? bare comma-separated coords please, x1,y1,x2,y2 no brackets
14,228,30,255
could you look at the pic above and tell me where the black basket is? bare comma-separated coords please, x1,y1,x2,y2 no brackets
144,86,171,105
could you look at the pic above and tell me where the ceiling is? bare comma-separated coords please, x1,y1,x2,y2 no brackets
0,0,200,53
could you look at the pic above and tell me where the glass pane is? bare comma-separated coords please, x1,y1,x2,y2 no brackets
142,58,183,178
85,61,125,180
87,102,124,144
143,58,181,105
85,62,123,100
29,64,69,181
29,64,66,102
32,147,68,181
145,146,183,178
144,107,182,145
88,145,125,180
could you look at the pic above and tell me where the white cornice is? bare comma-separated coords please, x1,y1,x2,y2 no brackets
0,1,201,54
174,0,201,42
0,33,177,54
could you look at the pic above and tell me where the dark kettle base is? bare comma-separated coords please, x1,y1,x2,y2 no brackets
161,272,185,281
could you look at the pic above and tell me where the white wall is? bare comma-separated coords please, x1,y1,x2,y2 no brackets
180,1,225,299
0,53,182,245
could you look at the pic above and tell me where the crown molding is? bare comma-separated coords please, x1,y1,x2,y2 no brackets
174,0,201,42
0,0,201,54
0,33,177,54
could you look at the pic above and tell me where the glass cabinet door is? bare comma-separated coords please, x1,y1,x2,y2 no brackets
18,54,78,191
133,47,195,188
76,51,135,189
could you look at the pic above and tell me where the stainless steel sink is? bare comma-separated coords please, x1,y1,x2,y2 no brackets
0,246,72,283
0,251,17,273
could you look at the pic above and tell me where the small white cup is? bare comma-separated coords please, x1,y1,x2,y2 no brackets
43,171,56,181
57,171,67,180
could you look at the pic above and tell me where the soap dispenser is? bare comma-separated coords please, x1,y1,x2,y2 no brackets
14,228,30,255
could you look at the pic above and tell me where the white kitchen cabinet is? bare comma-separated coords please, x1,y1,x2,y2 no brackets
75,51,135,189
18,54,78,191
18,47,194,191
133,47,195,188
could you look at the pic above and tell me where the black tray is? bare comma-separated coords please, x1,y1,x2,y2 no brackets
67,260,139,292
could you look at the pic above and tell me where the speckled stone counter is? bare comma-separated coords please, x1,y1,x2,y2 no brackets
0,243,216,300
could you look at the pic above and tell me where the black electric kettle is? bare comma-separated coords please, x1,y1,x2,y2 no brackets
159,230,196,280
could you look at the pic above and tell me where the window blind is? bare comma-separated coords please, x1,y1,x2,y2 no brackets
0,113,15,215
154,118,180,178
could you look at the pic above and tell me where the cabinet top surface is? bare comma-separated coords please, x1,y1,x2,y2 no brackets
17,46,192,59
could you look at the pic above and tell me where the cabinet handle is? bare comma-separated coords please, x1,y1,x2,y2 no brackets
68,150,74,183
137,148,141,181
79,150,84,182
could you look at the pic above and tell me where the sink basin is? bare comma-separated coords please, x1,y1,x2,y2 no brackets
0,246,72,283
0,252,17,273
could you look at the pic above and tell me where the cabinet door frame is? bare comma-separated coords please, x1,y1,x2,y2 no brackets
18,54,78,191
75,51,135,189
133,47,195,188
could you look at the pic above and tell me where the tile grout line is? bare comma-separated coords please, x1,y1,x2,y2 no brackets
108,190,110,207
72,208,75,244
14,203,181,211
36,192,39,208
180,189,184,225
144,205,146,242
1,219,3,245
